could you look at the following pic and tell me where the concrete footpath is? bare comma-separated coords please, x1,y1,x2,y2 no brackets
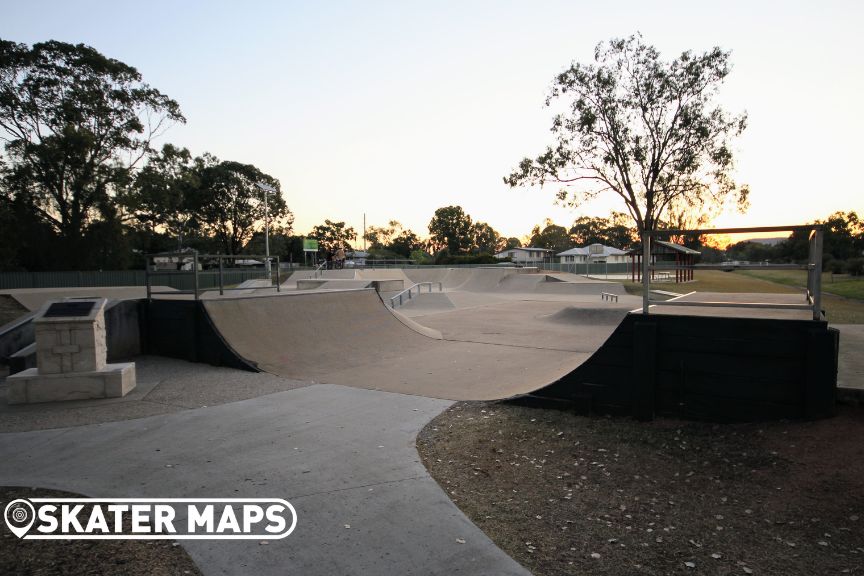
0,377,529,575
836,324,864,392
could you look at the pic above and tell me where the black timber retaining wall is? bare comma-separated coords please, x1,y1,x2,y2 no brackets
141,299,257,372
527,313,839,421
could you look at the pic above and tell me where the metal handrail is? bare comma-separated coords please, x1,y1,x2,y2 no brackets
640,224,824,321
145,251,280,300
389,282,443,308
312,261,328,279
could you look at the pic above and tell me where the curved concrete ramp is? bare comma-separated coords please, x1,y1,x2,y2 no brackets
202,290,591,401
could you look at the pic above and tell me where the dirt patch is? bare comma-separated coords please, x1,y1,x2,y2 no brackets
1,487,202,575
418,402,864,576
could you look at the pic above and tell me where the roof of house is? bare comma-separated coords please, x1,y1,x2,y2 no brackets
495,247,555,256
625,241,701,255
556,244,628,257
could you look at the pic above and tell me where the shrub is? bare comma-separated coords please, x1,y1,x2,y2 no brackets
828,258,845,274
846,257,864,276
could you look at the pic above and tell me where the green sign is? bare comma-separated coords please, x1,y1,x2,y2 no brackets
302,238,319,252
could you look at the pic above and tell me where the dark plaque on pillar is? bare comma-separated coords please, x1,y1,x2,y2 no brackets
44,301,97,318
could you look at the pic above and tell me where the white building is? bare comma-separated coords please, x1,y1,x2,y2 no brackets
347,250,369,267
494,247,555,266
557,243,629,264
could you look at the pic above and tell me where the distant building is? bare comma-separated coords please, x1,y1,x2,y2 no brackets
557,243,629,264
348,250,368,267
494,247,555,266
627,241,701,283
151,248,198,271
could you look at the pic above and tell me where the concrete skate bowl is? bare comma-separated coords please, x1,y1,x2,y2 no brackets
143,272,839,420
196,289,594,401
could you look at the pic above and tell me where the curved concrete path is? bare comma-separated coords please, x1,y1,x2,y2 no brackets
0,367,529,575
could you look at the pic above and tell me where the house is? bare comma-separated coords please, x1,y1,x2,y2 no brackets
347,250,368,267
151,248,199,271
494,247,555,266
556,243,629,264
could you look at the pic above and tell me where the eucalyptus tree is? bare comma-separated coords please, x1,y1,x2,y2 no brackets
506,35,749,233
195,159,289,255
0,39,184,265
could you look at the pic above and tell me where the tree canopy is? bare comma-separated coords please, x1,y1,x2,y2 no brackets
196,159,289,255
0,39,184,266
123,144,201,251
570,212,635,248
505,34,749,233
309,220,357,252
427,206,503,255
428,206,474,254
529,221,571,253
364,220,424,258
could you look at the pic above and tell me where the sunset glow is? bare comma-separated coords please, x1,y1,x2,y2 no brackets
4,0,862,241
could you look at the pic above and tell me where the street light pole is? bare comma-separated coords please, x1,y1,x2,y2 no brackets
256,182,278,280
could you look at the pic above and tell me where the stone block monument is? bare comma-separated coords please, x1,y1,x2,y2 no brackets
7,298,136,404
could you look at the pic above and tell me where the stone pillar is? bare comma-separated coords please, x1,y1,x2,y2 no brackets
7,298,136,404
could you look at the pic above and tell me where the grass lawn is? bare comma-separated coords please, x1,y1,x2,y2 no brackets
740,269,864,300
622,270,864,324
621,270,798,296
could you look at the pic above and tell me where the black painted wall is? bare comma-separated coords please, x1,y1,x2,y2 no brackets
142,299,257,372
529,313,838,422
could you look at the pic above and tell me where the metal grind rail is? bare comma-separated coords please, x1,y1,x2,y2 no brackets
638,224,824,321
389,282,443,308
145,252,281,300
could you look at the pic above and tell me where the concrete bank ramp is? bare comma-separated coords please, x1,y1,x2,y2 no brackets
286,269,357,281
545,306,630,325
402,268,624,295
202,289,588,401
0,286,173,312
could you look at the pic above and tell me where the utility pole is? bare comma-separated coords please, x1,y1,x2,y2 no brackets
363,213,367,251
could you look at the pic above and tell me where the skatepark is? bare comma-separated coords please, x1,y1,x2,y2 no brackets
0,265,856,575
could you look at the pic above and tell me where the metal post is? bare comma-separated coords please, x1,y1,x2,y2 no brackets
145,257,152,301
812,229,823,320
264,187,271,280
219,257,224,296
193,251,200,301
642,232,650,314
807,232,815,302
276,257,281,292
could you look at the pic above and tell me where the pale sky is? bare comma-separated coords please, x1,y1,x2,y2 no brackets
3,0,863,242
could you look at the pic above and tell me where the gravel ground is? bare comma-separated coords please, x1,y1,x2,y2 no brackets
418,402,864,576
0,487,202,575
